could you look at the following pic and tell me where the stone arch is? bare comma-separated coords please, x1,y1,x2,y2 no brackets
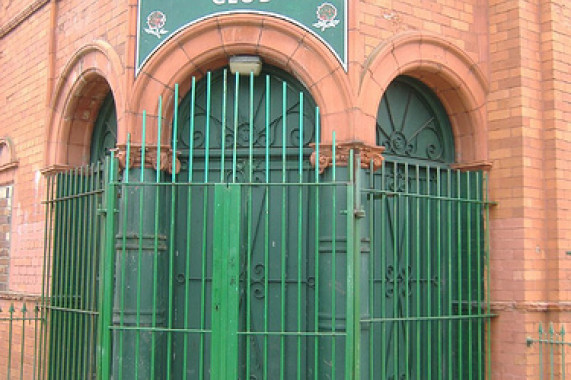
128,13,354,147
45,41,124,169
359,31,489,165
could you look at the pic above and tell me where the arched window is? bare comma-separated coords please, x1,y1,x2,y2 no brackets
377,76,454,164
369,76,486,378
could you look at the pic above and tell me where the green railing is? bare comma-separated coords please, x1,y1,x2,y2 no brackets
0,301,42,379
37,69,493,379
527,323,571,379
41,163,106,380
99,75,356,379
363,161,493,379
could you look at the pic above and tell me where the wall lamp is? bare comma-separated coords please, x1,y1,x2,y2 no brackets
229,55,262,76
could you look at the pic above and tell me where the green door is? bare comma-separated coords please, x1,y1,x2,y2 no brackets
369,77,485,378
171,68,321,379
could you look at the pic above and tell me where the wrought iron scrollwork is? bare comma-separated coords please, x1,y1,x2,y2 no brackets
376,77,454,164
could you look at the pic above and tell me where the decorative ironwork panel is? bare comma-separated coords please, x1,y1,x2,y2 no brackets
376,76,455,164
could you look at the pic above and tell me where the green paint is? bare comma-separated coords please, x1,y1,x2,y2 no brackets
210,184,241,380
137,0,347,71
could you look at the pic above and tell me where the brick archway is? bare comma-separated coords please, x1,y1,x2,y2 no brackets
128,13,354,146
45,41,124,169
359,32,489,165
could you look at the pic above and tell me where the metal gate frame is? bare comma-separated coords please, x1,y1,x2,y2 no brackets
39,72,493,379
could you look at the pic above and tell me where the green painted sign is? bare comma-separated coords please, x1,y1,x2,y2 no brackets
136,0,347,73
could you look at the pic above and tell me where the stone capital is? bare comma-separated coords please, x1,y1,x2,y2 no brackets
115,145,181,174
310,141,385,173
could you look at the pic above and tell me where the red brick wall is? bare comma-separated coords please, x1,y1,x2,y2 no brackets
0,2,50,295
0,185,13,292
0,0,569,378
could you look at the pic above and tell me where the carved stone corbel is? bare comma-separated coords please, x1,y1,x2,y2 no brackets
310,141,385,173
115,144,181,174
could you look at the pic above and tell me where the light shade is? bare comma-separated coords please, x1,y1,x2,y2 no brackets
229,56,262,76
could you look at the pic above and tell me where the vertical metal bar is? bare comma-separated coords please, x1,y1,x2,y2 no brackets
220,70,228,183
205,72,212,177
297,92,304,380
467,172,473,380
166,84,180,380
380,160,387,380
183,77,196,380
331,132,337,380
485,172,492,380
264,74,271,380
44,173,56,380
314,107,320,380
476,171,483,380
539,322,544,380
74,167,84,378
87,162,99,380
151,98,163,376
64,168,77,380
232,73,239,183
49,173,59,380
436,166,442,380
279,79,287,380
456,170,463,378
49,172,62,380
8,304,14,379
550,323,555,380
392,161,398,380
426,164,432,380
118,134,132,380
368,153,374,380
33,303,39,380
353,153,362,380
246,71,254,380
561,325,566,380
39,172,54,380
99,154,117,380
447,168,453,380
405,163,411,380
55,169,70,380
62,168,79,377
135,111,147,380
199,75,210,380
78,166,89,380
87,164,96,380
415,164,421,380
345,152,355,380
19,304,27,380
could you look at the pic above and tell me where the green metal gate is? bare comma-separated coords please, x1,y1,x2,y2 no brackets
39,69,492,379
41,163,107,380
363,161,492,379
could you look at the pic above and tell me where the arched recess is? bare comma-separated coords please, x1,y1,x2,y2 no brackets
359,31,489,166
45,41,124,169
128,13,354,148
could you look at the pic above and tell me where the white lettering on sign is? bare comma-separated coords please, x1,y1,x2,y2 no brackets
213,0,270,4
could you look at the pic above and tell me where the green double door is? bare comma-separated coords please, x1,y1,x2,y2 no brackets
169,68,325,379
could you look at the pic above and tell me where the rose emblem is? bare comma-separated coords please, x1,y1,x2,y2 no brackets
144,10,168,39
317,3,337,21
313,3,340,32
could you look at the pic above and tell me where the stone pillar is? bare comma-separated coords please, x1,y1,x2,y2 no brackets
111,146,179,379
311,141,384,379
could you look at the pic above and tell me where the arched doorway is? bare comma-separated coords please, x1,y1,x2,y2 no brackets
90,92,118,164
46,90,117,380
170,66,321,379
368,76,486,378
